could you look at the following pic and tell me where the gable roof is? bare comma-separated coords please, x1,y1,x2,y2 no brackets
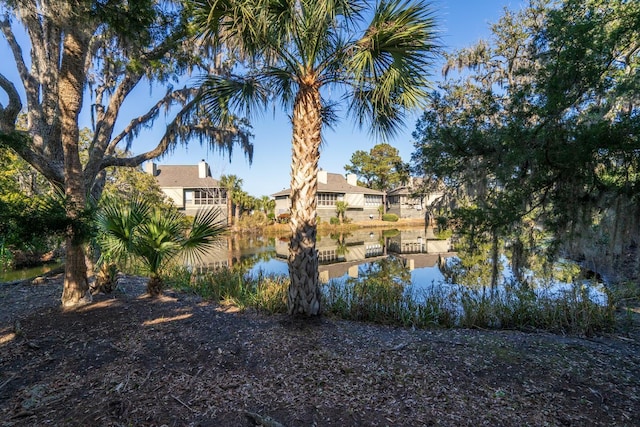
387,186,412,196
272,173,385,197
154,165,221,188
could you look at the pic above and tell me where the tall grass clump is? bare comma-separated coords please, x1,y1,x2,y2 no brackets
323,279,457,328
163,265,617,335
323,277,616,335
163,265,288,313
450,281,616,335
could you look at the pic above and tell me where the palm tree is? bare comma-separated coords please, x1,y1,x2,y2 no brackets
97,198,227,295
335,201,348,225
219,174,243,225
194,0,439,315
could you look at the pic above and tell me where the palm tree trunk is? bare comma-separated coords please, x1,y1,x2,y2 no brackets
235,200,241,224
288,84,322,316
59,29,91,307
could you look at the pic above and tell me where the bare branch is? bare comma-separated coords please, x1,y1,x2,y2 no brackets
0,15,37,103
106,87,198,153
0,73,22,131
100,97,253,170
0,129,64,188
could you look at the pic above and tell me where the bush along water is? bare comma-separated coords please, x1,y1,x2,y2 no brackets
161,265,622,336
164,265,288,313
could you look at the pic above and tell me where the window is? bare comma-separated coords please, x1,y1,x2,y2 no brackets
365,195,382,207
193,188,227,205
317,193,337,206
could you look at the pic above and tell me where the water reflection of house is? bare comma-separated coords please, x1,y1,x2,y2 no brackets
145,160,229,222
385,228,454,271
275,230,385,282
272,171,385,222
182,244,230,272
275,229,453,282
386,228,452,254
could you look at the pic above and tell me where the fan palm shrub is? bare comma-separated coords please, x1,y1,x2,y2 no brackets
96,197,227,295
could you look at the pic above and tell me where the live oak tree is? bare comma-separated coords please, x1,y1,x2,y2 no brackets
193,0,439,316
344,143,410,191
411,0,640,277
0,0,253,307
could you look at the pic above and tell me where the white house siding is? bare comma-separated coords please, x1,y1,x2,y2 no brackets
345,193,364,207
161,188,185,209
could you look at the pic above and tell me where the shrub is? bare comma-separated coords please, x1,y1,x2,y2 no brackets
277,213,290,224
382,213,399,222
329,217,340,225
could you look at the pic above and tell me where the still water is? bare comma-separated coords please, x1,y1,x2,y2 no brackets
198,227,607,303
0,262,63,283
2,227,606,304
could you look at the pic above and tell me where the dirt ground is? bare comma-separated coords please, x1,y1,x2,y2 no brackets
1,275,639,427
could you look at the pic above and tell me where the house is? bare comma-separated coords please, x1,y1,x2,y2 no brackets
386,179,443,220
145,160,228,221
272,171,385,222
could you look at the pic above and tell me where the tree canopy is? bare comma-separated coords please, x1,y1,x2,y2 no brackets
0,0,254,305
344,143,410,191
411,0,640,277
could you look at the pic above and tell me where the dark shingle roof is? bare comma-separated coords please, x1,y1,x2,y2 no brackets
272,173,384,197
154,165,221,188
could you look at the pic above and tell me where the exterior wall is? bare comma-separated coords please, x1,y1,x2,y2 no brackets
276,194,381,222
387,192,444,220
275,196,289,216
162,187,227,221
344,193,364,207
161,188,185,209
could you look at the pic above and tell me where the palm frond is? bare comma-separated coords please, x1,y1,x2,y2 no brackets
198,74,270,126
345,0,440,137
96,197,151,265
182,208,228,265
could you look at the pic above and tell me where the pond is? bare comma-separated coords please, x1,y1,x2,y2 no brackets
195,226,608,305
2,226,606,305
0,262,63,283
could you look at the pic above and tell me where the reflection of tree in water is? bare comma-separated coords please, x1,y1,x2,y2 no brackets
440,234,498,290
350,256,411,287
226,235,277,274
440,227,578,290
330,231,352,257
340,257,412,309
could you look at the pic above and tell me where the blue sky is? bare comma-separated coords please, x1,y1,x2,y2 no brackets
1,1,523,197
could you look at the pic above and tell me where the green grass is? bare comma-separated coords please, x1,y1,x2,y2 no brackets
164,266,288,313
161,265,620,335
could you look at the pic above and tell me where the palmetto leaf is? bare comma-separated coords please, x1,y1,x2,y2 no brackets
96,198,227,277
182,208,228,265
198,74,269,126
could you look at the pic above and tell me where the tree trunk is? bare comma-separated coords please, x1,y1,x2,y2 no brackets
59,29,91,308
287,83,322,316
235,201,241,224
227,197,233,226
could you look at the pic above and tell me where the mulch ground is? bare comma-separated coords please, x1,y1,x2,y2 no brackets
1,275,639,427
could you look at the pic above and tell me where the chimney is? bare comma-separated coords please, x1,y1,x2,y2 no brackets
346,173,358,186
144,161,157,176
318,170,328,184
198,159,209,178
